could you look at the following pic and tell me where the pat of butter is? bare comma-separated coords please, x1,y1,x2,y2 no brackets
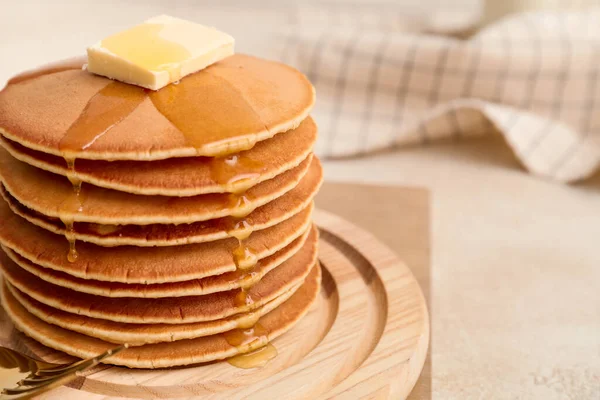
86,15,234,90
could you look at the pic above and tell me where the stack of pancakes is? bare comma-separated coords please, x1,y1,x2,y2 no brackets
0,54,322,368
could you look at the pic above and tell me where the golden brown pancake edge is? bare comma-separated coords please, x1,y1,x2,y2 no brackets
0,225,318,298
0,200,314,283
0,234,318,324
0,116,318,196
0,157,322,246
0,54,315,161
0,263,322,368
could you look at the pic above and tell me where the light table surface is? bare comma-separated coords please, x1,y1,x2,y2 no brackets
323,135,600,399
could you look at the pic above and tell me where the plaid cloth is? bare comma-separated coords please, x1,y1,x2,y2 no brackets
259,8,600,182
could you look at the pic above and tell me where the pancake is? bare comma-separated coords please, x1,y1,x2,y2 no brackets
0,158,322,246
0,201,313,283
0,150,315,225
0,54,315,160
3,56,87,87
0,239,316,324
0,117,317,196
0,226,317,298
1,263,321,368
6,280,301,345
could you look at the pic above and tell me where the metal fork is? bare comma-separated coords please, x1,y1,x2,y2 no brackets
0,344,127,399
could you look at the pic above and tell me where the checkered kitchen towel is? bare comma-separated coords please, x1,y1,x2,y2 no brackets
255,8,600,182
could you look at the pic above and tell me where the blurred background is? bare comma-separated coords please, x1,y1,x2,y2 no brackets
1,1,600,399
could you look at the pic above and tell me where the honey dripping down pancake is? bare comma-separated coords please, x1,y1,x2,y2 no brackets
0,115,317,196
0,161,322,247
0,150,315,263
0,226,318,298
0,263,322,368
6,280,303,345
0,242,317,324
0,152,314,225
0,200,313,284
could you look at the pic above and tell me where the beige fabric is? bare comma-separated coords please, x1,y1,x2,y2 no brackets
278,10,600,182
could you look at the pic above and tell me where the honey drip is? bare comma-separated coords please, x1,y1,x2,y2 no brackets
228,194,253,219
59,82,147,153
226,343,278,369
223,321,276,369
57,82,146,262
234,286,256,309
237,309,261,330
64,222,78,263
44,53,266,264
59,158,84,263
223,322,268,347
232,245,258,270
214,155,262,271
148,72,266,152
228,219,256,270
209,153,264,193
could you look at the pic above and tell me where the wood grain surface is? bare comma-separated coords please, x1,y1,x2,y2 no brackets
316,183,431,400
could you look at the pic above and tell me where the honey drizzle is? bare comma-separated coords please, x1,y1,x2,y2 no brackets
37,40,268,280
161,80,273,367
223,321,277,369
226,343,278,369
210,154,264,193
224,221,276,368
229,219,258,270
147,70,266,153
59,157,83,262
210,153,265,272
58,82,146,262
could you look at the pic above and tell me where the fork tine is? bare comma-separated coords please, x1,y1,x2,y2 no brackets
34,344,127,377
2,370,83,397
1,344,127,398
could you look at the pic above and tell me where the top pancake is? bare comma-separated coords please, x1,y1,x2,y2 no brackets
0,117,317,196
0,54,315,160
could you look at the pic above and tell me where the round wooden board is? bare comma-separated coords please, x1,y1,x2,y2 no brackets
9,209,430,399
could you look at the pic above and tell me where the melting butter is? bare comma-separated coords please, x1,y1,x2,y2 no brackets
87,15,234,90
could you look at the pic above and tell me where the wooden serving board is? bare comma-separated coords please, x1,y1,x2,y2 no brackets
1,187,430,399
